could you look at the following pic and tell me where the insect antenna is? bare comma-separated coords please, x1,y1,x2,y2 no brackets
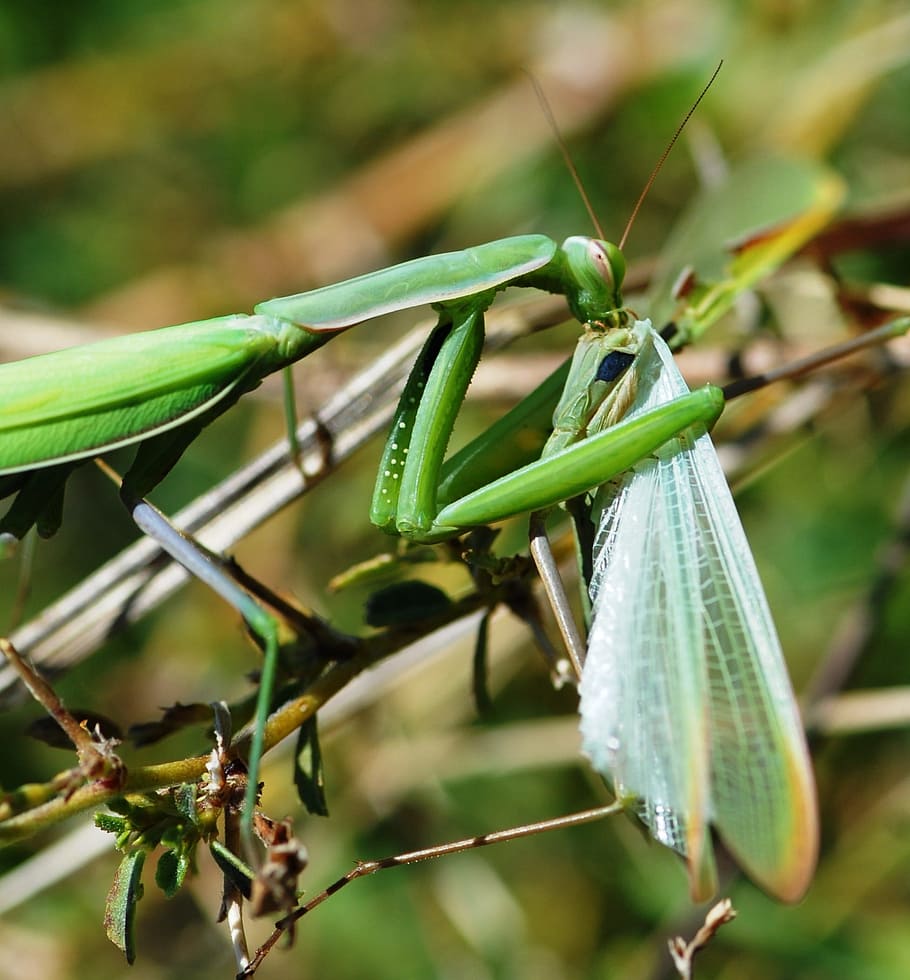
525,71,606,240
529,62,722,247
618,60,723,251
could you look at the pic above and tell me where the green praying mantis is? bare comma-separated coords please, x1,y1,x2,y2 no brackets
1,134,897,911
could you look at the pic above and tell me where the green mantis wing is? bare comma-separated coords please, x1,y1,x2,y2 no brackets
580,326,817,902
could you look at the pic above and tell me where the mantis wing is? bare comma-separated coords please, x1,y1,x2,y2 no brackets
579,328,817,902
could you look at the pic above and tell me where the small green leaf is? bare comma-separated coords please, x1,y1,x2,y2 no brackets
364,580,451,627
128,701,213,746
155,848,190,898
471,611,494,717
104,849,146,964
209,840,253,899
294,716,329,816
95,812,128,835
173,782,198,826
27,711,122,749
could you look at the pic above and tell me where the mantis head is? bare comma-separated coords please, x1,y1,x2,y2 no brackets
561,236,626,326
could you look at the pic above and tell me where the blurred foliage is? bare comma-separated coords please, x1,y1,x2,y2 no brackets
0,1,909,978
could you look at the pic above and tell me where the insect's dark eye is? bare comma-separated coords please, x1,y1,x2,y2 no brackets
596,350,635,383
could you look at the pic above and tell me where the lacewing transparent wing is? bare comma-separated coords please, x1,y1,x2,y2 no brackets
578,322,818,902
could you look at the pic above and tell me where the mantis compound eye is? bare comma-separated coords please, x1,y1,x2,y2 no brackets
561,236,626,320
588,239,626,293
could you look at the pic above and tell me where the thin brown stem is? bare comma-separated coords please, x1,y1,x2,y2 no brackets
722,317,910,401
242,802,622,977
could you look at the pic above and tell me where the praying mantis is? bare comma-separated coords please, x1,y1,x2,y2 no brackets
2,131,894,919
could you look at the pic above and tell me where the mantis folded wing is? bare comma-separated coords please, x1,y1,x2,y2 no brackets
580,324,816,901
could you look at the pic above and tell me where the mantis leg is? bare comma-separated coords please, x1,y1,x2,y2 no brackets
371,309,724,542
430,385,723,537
371,305,488,536
528,511,586,678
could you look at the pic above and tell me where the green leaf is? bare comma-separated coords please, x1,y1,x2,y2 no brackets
127,701,213,746
106,796,133,816
95,812,128,835
294,715,329,816
104,849,146,964
173,782,199,826
471,611,494,717
646,157,844,340
364,580,452,627
209,840,253,899
155,848,190,898
27,710,122,749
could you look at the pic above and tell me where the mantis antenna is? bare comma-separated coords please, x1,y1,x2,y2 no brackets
527,61,723,249
524,70,606,240
618,60,723,251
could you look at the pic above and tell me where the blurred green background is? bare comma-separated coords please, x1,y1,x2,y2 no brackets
1,1,909,977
